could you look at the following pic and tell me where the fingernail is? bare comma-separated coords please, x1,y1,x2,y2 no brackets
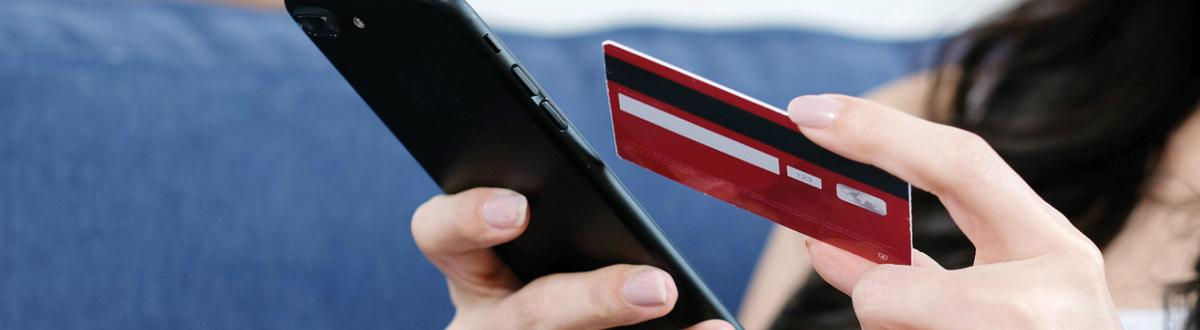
788,95,842,128
481,192,527,229
622,269,669,307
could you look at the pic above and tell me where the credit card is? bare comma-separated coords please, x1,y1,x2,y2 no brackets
603,41,913,265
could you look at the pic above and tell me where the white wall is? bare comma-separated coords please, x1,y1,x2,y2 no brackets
470,0,1022,40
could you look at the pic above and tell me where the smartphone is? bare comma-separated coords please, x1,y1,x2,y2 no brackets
284,1,741,328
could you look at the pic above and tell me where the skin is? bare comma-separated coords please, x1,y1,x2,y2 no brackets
739,73,1200,329
411,85,1177,328
213,0,1198,327
738,71,953,327
739,72,959,327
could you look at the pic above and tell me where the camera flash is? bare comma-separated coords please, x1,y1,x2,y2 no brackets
353,17,366,29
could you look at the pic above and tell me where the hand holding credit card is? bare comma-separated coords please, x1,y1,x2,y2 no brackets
603,41,913,265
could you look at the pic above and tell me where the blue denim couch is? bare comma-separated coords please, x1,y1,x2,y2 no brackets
0,1,933,328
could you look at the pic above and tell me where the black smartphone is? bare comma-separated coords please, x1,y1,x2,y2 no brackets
284,1,741,328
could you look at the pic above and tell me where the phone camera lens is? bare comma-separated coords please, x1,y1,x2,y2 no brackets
294,13,341,37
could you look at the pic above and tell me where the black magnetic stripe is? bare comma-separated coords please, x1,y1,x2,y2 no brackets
606,55,908,198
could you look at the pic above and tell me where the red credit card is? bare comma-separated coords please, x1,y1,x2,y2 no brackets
604,41,912,265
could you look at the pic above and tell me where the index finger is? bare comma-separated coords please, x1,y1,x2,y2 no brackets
411,188,529,303
787,95,1079,262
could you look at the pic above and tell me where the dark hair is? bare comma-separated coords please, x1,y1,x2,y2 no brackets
771,0,1200,328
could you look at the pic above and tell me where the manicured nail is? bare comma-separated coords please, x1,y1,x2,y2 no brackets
481,192,527,229
622,269,669,307
788,95,843,128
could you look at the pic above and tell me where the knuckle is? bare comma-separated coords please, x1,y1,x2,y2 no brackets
411,195,448,249
839,104,888,157
591,265,641,318
940,129,1002,189
1076,242,1106,266
412,195,445,224
961,277,1054,328
506,267,644,330
1062,239,1107,275
849,265,899,318
510,283,552,329
1001,297,1051,327
976,267,1105,329
587,283,627,323
410,189,501,254
1009,281,1097,328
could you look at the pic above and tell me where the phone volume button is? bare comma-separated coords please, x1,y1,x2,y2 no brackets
539,100,568,131
511,66,538,96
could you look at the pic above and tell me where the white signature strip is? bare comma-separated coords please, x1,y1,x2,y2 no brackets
618,93,780,174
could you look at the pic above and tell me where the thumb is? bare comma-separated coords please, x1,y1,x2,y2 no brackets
807,239,944,294
806,239,877,294
492,265,678,329
808,239,959,329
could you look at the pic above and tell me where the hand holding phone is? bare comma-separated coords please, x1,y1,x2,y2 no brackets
411,188,735,329
285,0,740,328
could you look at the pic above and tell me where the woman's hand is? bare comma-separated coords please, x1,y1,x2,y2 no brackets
787,95,1121,329
411,188,733,329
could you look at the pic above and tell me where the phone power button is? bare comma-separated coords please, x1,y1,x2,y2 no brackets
539,100,568,131
511,66,539,96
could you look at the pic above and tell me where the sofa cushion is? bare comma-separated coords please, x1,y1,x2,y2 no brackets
0,1,933,328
